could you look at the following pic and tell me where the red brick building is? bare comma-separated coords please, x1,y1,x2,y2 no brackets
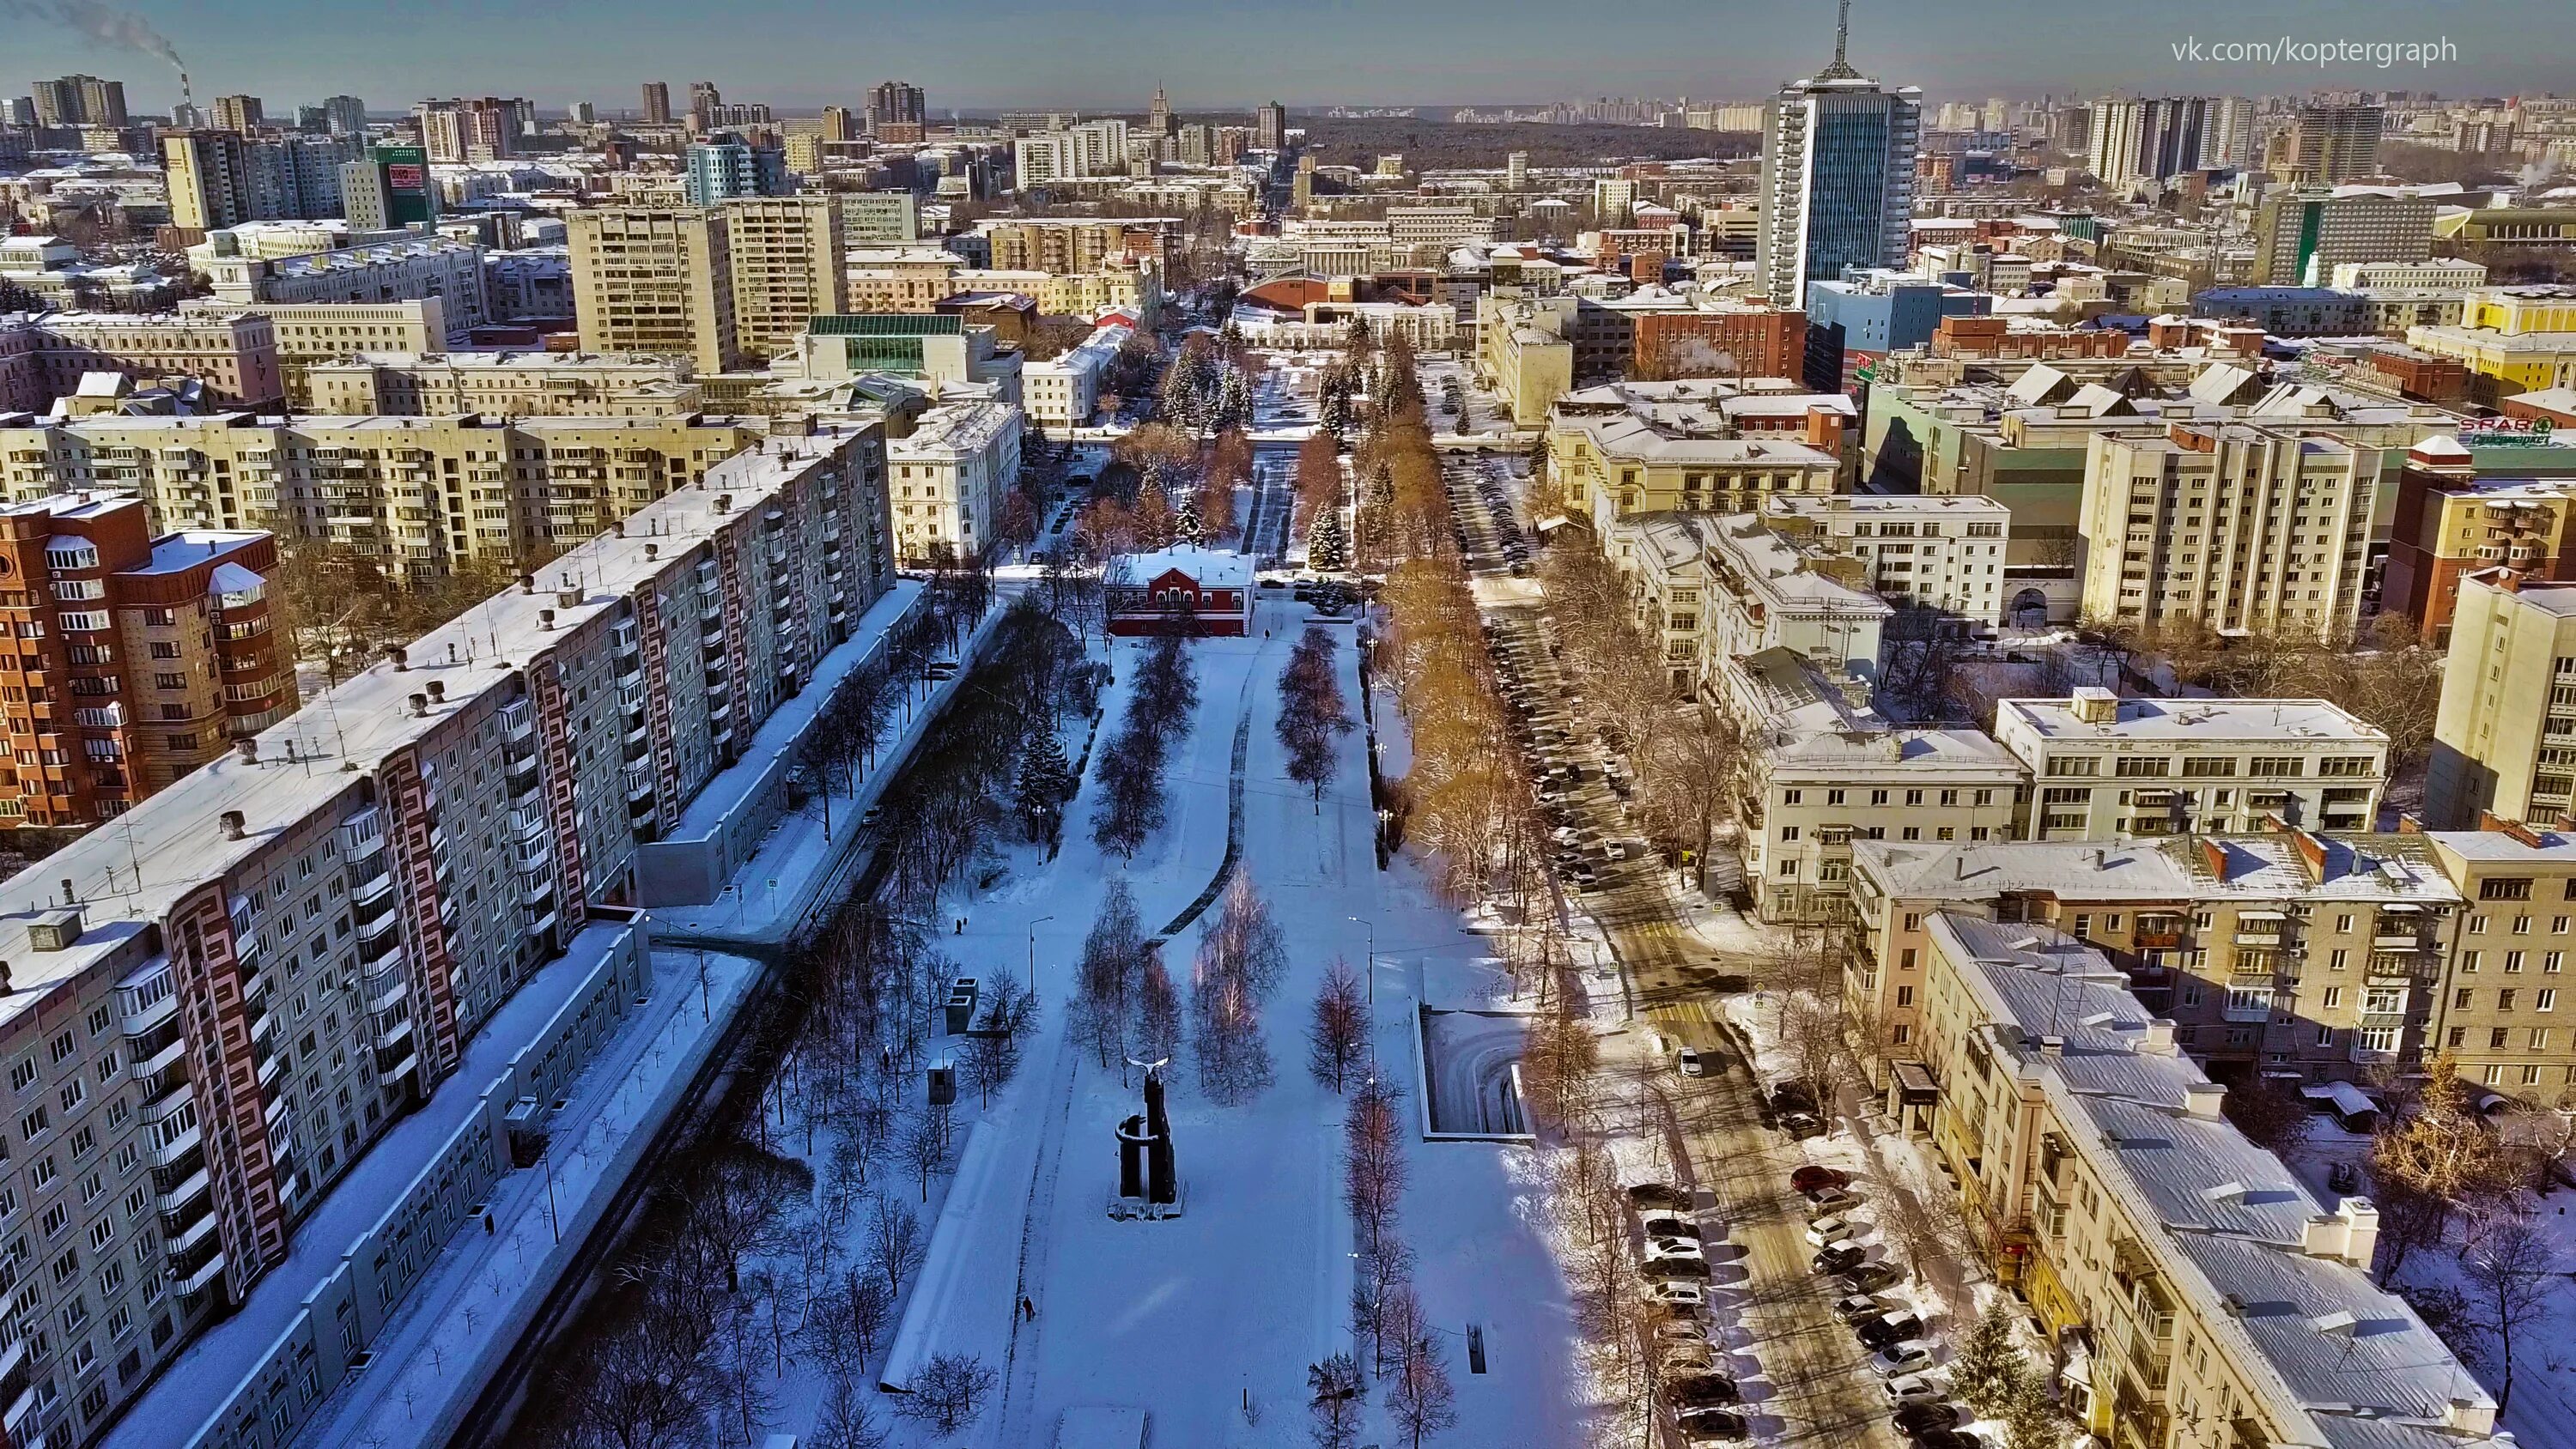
1631,306,1804,379
1103,545,1254,637
0,494,291,825
2381,438,2576,643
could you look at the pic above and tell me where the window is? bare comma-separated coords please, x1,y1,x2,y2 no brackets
2322,987,2343,1008
2181,757,2239,778
2045,758,2099,777
2542,990,2559,1013
2482,876,2535,900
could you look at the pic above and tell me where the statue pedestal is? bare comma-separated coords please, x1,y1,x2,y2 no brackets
1106,1179,1188,1220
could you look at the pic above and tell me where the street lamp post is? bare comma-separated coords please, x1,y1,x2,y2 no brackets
1028,914,1055,997
1347,915,1374,1008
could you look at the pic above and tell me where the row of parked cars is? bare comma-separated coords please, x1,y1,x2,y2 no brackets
1625,1184,1749,1446
1797,1166,1994,1449
1485,621,1630,894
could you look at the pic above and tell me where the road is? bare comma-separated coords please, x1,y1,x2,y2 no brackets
1473,596,1901,1449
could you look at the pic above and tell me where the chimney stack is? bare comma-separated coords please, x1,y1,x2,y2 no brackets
219,809,245,841
235,737,258,764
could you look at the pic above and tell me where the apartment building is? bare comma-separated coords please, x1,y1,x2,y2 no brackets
2076,422,2379,642
1473,290,1577,427
886,400,1021,564
196,231,488,332
1022,318,1127,428
843,250,967,313
1602,510,1892,706
1848,831,2460,1092
1899,912,2492,1449
2250,189,2435,286
1761,494,2011,626
975,218,1179,275
303,352,701,418
161,133,351,233
1994,690,2389,839
178,300,449,408
2421,822,2576,1103
0,494,291,826
0,412,771,579
1743,719,2024,925
1550,409,1841,526
568,208,739,373
6,314,283,412
569,203,846,373
2426,573,2576,828
0,425,890,1449
720,197,847,364
2380,437,2576,641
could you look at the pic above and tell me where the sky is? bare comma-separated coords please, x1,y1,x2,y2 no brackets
3,0,2571,116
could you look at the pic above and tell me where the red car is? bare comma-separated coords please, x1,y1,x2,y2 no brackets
1790,1165,1850,1194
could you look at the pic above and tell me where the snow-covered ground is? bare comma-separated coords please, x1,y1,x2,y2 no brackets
842,597,1591,1446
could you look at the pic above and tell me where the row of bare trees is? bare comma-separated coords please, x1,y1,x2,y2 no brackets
1333,1074,1456,1448
1092,630,1199,858
1278,626,1357,807
1535,537,1745,875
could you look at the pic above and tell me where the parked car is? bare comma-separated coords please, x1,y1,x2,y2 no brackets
1893,1401,1962,1438
1812,1244,1866,1276
1662,1341,1719,1375
1836,1263,1904,1294
1641,1279,1705,1310
1653,1318,1708,1347
1834,1292,1895,1323
1884,1373,1949,1407
1644,1236,1707,1264
1628,1182,1689,1213
1641,1216,1702,1240
1677,1408,1750,1445
1856,1311,1925,1349
1641,1254,1710,1281
1802,1216,1856,1247
1677,1047,1706,1078
1871,1341,1935,1375
1770,1082,1820,1114
1668,1373,1742,1408
1791,1165,1850,1194
1778,1111,1826,1140
1806,1188,1862,1216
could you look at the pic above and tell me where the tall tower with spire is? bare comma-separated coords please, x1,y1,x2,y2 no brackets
1755,0,1922,310
1149,85,1174,138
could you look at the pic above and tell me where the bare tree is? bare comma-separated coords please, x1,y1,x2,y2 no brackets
900,1106,952,1203
1072,878,1145,1068
2458,1213,2561,1412
1307,956,1369,1093
811,1373,892,1449
1385,1324,1459,1448
865,1193,928,1295
896,1352,999,1435
1308,1351,1367,1449
1133,945,1182,1064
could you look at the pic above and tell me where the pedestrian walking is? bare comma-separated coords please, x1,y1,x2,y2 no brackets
1021,1295,1036,1322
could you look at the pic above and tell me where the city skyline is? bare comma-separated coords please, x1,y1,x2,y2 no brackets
4,0,2573,115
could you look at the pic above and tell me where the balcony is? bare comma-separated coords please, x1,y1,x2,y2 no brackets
526,907,559,939
500,698,535,744
375,1046,418,1086
2372,932,2425,950
360,931,404,980
157,1165,210,1221
624,766,655,803
356,901,401,943
175,1249,227,1298
153,1119,202,1168
369,973,410,1016
348,865,395,909
520,875,556,908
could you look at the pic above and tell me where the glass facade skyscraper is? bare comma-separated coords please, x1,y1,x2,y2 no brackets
1757,2,1921,310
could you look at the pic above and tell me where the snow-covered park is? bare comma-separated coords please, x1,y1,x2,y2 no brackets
872,599,1589,1446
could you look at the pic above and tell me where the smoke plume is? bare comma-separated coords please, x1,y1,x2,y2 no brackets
0,0,185,70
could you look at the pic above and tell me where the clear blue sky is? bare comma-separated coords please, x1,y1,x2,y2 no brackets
4,0,2568,114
